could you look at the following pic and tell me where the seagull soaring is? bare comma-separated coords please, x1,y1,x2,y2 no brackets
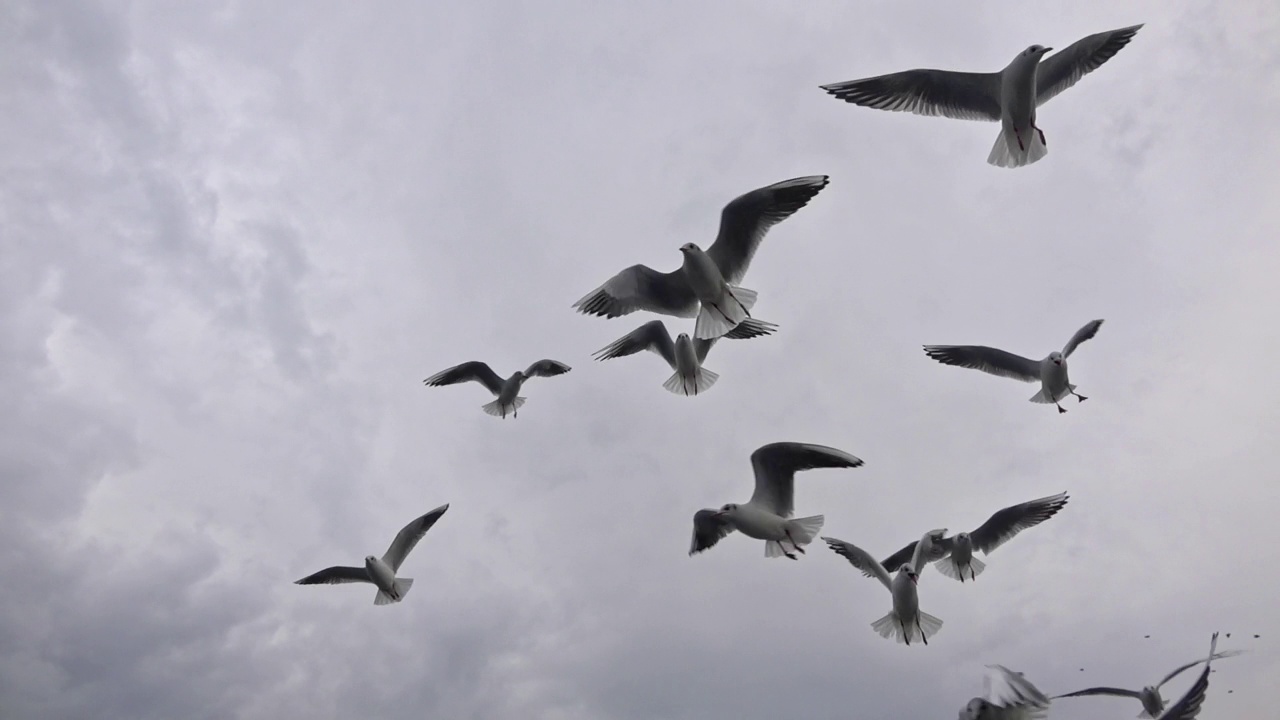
924,319,1104,413
871,492,1069,583
423,359,571,418
957,665,1051,720
689,442,863,559
294,504,449,606
1054,634,1240,718
592,318,777,396
573,176,830,339
820,25,1143,167
822,529,948,645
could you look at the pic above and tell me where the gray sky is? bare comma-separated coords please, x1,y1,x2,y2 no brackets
2,1,1278,718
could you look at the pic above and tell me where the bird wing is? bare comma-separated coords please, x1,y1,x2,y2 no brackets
689,509,735,555
1036,25,1144,106
1053,686,1143,700
747,442,864,518
705,176,830,285
423,361,505,395
572,264,698,319
693,317,778,363
382,503,450,573
922,344,1042,383
1155,632,1219,720
911,529,949,574
1156,649,1244,690
294,566,371,586
1061,319,1105,358
868,537,951,579
822,536,893,591
592,320,677,368
969,492,1069,555
523,359,572,379
820,69,1002,121
984,665,1051,720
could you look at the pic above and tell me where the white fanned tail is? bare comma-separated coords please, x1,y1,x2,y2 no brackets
988,126,1048,169
871,610,943,644
935,556,986,582
1029,384,1073,404
693,286,757,340
482,397,526,418
374,578,414,606
785,514,824,547
662,367,720,396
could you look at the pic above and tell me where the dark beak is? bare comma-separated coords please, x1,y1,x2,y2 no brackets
1043,46,1053,53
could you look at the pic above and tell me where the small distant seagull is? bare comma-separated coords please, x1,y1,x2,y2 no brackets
871,492,1069,583
823,529,947,645
1054,633,1240,718
593,318,778,396
924,319,1104,413
958,665,1051,720
820,25,1142,168
689,442,863,559
423,359,571,418
295,504,449,606
573,176,830,339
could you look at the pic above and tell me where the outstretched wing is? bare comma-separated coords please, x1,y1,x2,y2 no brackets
748,442,864,518
705,176,830,285
969,492,1069,555
294,566,371,586
870,537,951,580
1155,632,1219,720
692,317,778,363
821,69,1002,121
572,264,698,319
1156,649,1243,690
1052,686,1142,700
382,503,450,573
690,509,735,555
424,361,505,394
911,529,949,574
923,345,1041,383
1036,25,1144,107
822,536,894,591
984,665,1051,720
592,320,677,368
1061,319,1104,358
523,359,572,379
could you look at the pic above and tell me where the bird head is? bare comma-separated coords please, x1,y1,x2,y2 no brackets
679,242,701,255
956,531,970,542
898,564,918,584
958,698,988,720
1049,351,1064,366
1023,44,1052,57
716,503,738,518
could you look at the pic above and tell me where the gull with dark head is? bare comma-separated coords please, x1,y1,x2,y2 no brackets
423,359,571,418
573,176,830,339
294,504,449,606
689,442,863,559
593,317,777,396
822,529,948,646
820,25,1143,167
958,665,1051,720
924,319,1104,413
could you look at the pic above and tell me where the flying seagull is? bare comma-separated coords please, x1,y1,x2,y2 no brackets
820,25,1143,167
423,359,571,418
822,529,948,645
573,175,830,339
689,442,863,559
592,317,778,396
294,504,449,606
871,492,1069,583
923,319,1104,413
1054,634,1240,718
957,665,1051,720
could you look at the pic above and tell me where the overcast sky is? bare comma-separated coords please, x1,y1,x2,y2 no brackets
2,1,1278,718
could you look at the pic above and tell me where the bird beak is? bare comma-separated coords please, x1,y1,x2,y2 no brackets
909,573,918,585
1042,46,1053,53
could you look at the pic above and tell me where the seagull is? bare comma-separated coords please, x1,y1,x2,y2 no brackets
1054,634,1240,718
822,529,948,645
294,504,449,606
592,317,778,396
870,492,1069,583
423,359,571,418
573,176,830,339
689,442,863,559
958,665,1051,720
923,319,1104,413
820,25,1143,167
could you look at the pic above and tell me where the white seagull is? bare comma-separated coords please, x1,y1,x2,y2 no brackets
822,529,948,645
423,359,571,418
592,317,778,396
294,504,449,606
820,25,1143,167
958,665,1051,720
924,319,1104,413
573,176,830,339
689,442,863,559
871,492,1069,583
1054,633,1240,718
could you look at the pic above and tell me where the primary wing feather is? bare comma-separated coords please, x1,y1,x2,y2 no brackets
423,361,505,394
705,176,830,285
969,492,1069,555
294,566,371,586
572,264,699,319
822,536,894,591
747,442,863,518
1061,319,1104,358
690,509,735,555
821,69,1002,121
1036,25,1144,106
593,320,677,367
923,345,1041,382
382,503,450,573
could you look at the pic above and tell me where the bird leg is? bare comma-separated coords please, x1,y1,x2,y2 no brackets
1032,120,1046,146
784,529,806,555
1070,388,1088,403
920,619,929,646
1056,402,1067,414
727,290,752,318
1014,127,1025,152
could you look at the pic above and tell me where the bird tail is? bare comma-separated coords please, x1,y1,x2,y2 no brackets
785,514,825,547
1138,711,1153,719
374,578,414,606
693,286,756,340
987,127,1048,168
935,556,985,582
916,610,944,642
1029,385,1072,404
662,367,719,396
482,397,526,418
871,611,904,643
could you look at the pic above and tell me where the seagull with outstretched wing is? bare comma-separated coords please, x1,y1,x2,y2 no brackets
822,529,948,646
423,359,571,418
957,664,1051,719
593,318,777,396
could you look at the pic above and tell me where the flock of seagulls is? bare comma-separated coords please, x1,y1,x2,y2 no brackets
290,21,1249,718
